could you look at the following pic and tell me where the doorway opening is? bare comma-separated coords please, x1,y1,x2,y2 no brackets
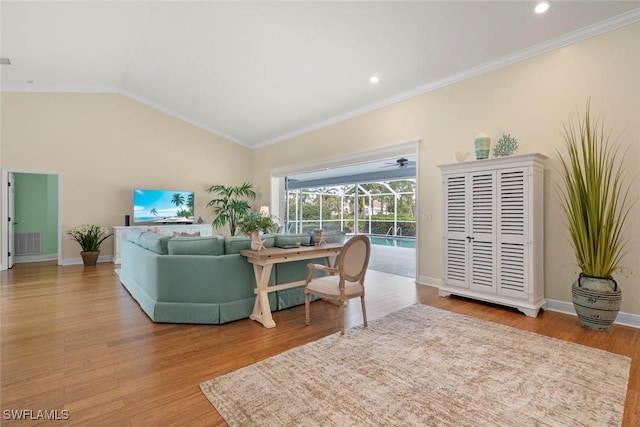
1,170,62,270
269,142,420,279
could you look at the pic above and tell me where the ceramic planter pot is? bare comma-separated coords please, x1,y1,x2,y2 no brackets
80,251,99,266
571,273,621,331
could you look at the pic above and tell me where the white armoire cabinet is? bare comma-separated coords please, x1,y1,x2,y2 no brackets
438,153,547,317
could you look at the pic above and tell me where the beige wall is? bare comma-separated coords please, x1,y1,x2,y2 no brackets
253,23,640,314
1,93,254,261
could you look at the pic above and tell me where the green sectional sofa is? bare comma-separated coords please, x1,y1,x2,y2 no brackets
118,228,346,324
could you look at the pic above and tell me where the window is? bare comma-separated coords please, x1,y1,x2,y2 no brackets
286,179,416,237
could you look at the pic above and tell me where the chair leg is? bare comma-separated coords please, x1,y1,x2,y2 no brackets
361,295,368,328
339,300,345,335
305,292,310,326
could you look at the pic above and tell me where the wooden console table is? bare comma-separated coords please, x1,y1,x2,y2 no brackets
240,243,343,328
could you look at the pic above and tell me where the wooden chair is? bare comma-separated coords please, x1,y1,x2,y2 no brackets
304,235,371,335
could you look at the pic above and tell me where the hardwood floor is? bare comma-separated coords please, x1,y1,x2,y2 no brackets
1,261,638,426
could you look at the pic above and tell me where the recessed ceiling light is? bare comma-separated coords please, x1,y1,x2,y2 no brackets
0,58,11,65
369,75,380,84
534,1,550,14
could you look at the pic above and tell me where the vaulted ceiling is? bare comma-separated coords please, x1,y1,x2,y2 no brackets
2,1,639,148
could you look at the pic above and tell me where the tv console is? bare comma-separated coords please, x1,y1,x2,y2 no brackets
112,224,213,264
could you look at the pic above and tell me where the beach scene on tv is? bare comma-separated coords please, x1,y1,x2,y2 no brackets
133,189,195,224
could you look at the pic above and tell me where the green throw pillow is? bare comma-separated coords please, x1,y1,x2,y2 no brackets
274,233,311,246
138,232,172,254
167,236,224,255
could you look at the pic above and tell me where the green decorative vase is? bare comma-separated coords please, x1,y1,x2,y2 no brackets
571,273,621,331
474,133,491,160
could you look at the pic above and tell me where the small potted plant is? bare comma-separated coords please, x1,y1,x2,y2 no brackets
67,224,113,266
237,211,279,251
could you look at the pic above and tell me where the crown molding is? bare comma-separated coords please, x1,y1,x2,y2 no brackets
255,8,640,148
117,89,251,148
1,86,119,93
3,8,638,150
0,86,251,147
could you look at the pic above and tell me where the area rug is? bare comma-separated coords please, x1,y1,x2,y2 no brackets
200,304,630,426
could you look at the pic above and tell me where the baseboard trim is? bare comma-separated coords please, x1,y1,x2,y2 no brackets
412,279,639,329
62,255,113,266
14,254,58,263
545,298,640,329
417,275,442,288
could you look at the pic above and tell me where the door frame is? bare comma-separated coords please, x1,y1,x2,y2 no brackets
268,140,421,282
1,168,63,270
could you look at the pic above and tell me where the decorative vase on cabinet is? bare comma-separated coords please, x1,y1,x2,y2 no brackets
474,132,491,160
438,153,547,317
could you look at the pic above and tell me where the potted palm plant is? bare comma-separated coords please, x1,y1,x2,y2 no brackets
206,182,256,236
237,211,279,251
556,100,635,331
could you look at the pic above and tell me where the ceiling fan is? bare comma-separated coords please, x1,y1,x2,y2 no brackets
381,157,415,168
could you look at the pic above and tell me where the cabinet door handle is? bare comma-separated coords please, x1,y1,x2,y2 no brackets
466,236,474,241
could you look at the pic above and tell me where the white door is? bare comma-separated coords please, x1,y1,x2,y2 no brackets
8,172,15,268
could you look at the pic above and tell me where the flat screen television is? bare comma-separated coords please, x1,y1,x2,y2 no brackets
133,189,194,224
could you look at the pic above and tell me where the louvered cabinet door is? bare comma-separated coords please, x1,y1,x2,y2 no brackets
469,171,497,293
497,168,529,298
443,174,468,287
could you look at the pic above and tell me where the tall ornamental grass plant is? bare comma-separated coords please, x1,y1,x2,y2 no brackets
556,101,634,278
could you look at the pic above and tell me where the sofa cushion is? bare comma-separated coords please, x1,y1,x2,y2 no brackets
138,232,172,254
224,235,276,254
224,236,251,254
172,231,201,237
167,236,224,255
126,228,147,244
309,230,347,244
325,230,347,244
258,234,275,248
274,233,311,247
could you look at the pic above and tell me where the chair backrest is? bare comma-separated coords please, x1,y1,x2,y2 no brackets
338,235,371,283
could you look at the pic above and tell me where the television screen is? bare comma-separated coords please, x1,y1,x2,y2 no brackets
133,189,194,224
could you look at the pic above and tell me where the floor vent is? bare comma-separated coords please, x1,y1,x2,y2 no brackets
15,232,42,255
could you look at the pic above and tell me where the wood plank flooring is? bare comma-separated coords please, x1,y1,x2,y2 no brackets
1,261,638,426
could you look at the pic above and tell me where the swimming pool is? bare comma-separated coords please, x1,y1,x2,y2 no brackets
368,236,416,249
